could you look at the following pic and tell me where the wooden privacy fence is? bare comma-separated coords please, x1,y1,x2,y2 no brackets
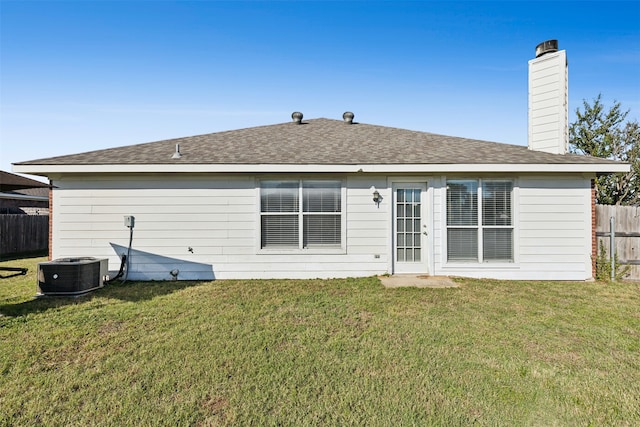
0,215,49,258
596,205,640,280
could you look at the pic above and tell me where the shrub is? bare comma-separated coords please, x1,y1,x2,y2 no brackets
595,240,631,281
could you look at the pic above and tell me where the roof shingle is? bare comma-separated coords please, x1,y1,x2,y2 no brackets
15,118,621,166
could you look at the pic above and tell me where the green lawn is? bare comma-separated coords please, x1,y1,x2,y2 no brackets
1,257,639,426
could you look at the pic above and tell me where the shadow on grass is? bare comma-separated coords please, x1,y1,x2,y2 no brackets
0,279,209,317
0,251,48,263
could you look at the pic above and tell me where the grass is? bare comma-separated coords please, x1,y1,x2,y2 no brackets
1,257,639,426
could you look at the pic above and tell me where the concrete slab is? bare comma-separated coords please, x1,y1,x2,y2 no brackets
379,275,459,288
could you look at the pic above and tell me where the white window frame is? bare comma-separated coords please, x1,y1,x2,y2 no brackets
445,178,515,264
258,179,346,254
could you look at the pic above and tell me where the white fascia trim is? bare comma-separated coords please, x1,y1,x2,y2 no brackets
13,162,630,175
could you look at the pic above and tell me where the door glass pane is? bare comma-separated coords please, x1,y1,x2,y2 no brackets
396,187,422,264
406,248,413,261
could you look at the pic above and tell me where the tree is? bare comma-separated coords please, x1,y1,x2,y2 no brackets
569,94,640,206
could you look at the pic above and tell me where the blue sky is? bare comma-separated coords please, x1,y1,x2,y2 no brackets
1,1,639,179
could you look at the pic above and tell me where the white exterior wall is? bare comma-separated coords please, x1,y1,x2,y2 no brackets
51,174,390,280
517,175,592,280
51,172,594,281
433,174,593,280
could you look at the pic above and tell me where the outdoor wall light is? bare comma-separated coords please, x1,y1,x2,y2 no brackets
373,190,381,204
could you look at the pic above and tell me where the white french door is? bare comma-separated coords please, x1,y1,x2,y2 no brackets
393,182,428,274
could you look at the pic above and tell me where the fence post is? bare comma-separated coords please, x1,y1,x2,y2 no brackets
610,216,615,282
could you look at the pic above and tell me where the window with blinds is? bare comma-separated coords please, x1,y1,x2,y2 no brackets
482,181,513,261
260,180,342,249
446,179,513,262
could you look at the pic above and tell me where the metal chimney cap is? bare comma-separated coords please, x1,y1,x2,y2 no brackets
535,39,558,58
343,111,355,124
291,111,303,124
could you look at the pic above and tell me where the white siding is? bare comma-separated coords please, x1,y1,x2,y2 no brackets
51,174,390,280
430,176,444,274
51,172,594,281
528,50,568,155
517,175,592,279
433,174,593,280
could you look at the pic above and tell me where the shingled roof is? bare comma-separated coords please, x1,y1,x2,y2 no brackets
0,171,48,190
14,117,625,173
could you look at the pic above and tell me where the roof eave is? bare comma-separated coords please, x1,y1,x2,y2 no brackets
0,192,49,202
13,163,631,175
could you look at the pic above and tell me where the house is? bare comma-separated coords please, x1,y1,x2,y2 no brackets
12,41,629,281
0,171,50,257
0,171,49,215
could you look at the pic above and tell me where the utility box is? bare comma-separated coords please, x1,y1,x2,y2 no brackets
124,215,135,228
37,258,109,296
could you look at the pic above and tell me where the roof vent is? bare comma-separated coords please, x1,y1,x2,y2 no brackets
291,111,303,124
343,111,354,124
535,39,558,58
171,143,182,159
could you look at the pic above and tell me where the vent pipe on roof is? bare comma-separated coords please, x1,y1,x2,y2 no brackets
535,39,558,58
291,111,303,124
343,111,354,124
172,144,182,159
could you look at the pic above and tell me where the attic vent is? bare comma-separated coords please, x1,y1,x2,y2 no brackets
171,143,182,159
535,39,558,58
343,111,354,124
291,111,303,124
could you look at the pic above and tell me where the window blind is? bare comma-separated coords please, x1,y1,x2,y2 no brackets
303,215,341,247
483,228,513,261
447,180,479,261
303,181,341,213
447,228,478,261
261,181,298,213
446,179,513,262
483,181,512,226
260,180,342,249
482,181,513,262
447,180,478,226
261,216,299,247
